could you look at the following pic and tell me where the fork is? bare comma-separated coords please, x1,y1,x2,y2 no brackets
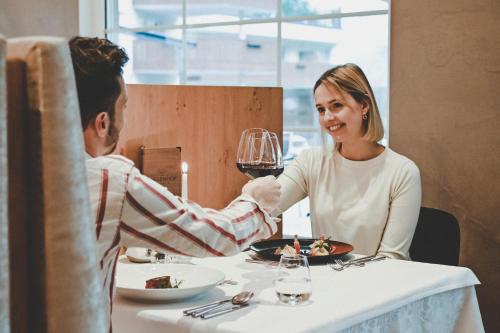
330,256,385,271
330,259,348,271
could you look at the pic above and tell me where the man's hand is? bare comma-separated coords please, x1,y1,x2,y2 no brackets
242,175,281,213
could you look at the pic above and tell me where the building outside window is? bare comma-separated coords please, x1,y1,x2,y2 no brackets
105,0,390,236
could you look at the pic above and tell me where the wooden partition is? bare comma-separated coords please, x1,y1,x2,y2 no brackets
118,84,283,214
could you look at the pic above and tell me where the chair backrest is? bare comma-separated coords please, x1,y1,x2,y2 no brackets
0,35,10,333
5,36,106,333
409,207,460,266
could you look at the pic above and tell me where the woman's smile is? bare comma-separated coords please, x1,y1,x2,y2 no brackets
328,123,345,132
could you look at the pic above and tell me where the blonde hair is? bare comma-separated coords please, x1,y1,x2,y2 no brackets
313,63,384,147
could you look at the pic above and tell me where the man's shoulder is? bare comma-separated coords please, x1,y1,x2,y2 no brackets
86,154,136,173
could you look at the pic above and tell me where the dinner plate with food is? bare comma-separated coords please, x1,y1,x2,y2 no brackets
250,235,353,264
116,263,225,301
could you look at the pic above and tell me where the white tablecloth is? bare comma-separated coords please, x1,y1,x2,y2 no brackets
112,253,484,333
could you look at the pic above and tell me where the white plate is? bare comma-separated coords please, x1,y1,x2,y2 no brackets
125,247,152,263
116,263,225,301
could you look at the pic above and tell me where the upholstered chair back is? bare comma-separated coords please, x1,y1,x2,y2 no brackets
0,35,10,333
5,36,106,333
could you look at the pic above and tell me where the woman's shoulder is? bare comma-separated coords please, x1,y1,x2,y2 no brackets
385,148,420,177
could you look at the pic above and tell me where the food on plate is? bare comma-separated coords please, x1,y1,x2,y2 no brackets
293,235,301,254
274,235,337,257
310,234,337,256
145,275,183,289
274,244,296,255
274,235,301,255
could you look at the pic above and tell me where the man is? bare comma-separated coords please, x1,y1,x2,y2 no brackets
69,36,280,330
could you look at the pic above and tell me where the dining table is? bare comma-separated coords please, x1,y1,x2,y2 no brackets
112,252,484,333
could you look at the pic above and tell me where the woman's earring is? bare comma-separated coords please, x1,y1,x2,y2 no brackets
362,113,368,120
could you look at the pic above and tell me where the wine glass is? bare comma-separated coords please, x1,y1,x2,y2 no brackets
275,254,312,305
237,128,284,220
236,128,284,179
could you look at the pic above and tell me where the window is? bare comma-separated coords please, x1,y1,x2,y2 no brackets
105,0,390,237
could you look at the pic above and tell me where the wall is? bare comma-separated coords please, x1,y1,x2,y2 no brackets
389,1,500,331
0,0,78,38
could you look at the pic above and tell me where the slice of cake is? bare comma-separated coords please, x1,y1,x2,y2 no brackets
145,275,173,289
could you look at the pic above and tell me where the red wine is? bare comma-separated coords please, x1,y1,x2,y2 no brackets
236,162,284,179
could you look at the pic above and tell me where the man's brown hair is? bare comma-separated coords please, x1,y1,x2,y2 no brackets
69,36,129,129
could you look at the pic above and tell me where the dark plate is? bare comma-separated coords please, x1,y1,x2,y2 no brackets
250,238,353,265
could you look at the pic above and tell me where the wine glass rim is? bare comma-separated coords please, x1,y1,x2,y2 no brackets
243,128,269,132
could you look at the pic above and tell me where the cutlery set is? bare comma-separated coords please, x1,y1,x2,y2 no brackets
329,255,386,271
183,291,254,319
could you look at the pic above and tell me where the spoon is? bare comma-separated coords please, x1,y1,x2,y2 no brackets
188,291,254,317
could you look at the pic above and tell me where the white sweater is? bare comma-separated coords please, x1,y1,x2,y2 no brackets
278,147,421,260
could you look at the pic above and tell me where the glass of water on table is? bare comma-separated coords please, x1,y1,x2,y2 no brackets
275,254,312,305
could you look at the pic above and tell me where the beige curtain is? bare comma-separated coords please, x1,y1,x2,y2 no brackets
0,35,10,333
5,36,106,333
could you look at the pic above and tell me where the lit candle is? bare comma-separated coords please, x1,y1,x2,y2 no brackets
181,162,188,200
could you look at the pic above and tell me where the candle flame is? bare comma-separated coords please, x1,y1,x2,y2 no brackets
181,162,188,173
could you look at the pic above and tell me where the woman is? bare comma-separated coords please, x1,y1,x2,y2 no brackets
278,63,421,260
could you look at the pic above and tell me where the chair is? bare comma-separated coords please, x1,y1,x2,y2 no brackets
0,35,9,333
3,36,106,333
409,207,460,266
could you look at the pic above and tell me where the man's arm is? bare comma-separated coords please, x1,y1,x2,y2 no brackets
118,169,279,257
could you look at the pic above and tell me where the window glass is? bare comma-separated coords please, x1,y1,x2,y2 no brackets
185,24,277,86
118,0,183,29
281,0,388,17
109,30,184,84
186,0,277,24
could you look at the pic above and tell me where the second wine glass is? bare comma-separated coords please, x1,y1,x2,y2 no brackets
236,128,284,179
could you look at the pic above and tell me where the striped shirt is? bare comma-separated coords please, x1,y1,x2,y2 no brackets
86,154,277,330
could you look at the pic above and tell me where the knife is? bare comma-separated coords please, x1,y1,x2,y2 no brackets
346,255,386,267
346,254,377,264
183,299,231,316
200,303,250,319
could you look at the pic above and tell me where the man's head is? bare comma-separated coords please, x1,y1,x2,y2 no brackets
69,36,129,156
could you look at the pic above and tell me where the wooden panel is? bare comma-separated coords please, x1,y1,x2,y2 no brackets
118,85,283,214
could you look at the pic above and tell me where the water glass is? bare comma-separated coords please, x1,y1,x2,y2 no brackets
275,254,312,305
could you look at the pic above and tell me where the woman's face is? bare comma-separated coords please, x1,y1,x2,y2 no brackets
314,83,367,144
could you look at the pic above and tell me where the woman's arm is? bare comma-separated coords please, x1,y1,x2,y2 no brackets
377,162,422,260
277,151,311,212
